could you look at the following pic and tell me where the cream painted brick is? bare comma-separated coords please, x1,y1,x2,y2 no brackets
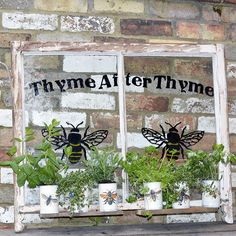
63,55,117,73
36,32,92,42
35,0,87,13
232,172,236,188
198,116,215,133
22,213,53,224
0,206,14,223
61,93,115,110
198,116,236,134
0,109,12,127
61,16,114,34
91,74,144,93
31,111,86,127
0,109,28,127
227,62,236,79
94,0,144,13
145,114,194,131
2,13,58,31
167,213,215,223
0,168,13,184
117,132,150,149
25,187,40,205
172,97,214,114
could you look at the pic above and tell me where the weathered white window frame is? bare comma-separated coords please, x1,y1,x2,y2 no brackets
11,42,232,232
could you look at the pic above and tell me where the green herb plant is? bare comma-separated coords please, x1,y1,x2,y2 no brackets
0,119,69,188
84,147,121,184
57,169,93,212
121,146,176,204
185,144,236,196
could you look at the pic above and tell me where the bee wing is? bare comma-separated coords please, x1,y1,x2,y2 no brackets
82,130,108,147
112,193,117,198
100,193,108,199
41,128,68,149
141,128,167,145
181,131,204,147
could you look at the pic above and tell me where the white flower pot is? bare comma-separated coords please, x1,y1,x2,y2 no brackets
99,183,118,212
202,180,220,208
172,182,190,209
40,185,59,214
144,182,162,210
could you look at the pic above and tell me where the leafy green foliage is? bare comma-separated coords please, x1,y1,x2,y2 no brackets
84,147,121,183
121,146,176,202
0,119,68,188
57,169,93,212
186,144,225,181
143,211,153,220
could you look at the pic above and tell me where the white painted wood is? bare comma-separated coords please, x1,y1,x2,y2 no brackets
117,53,129,202
17,42,217,55
212,44,233,223
11,42,231,230
12,41,25,232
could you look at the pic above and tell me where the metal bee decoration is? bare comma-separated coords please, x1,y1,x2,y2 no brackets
142,122,204,160
42,121,108,164
100,191,117,205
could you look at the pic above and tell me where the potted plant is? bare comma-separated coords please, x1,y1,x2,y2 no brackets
84,147,121,212
185,144,228,208
169,164,191,209
56,169,94,213
121,146,176,210
0,119,69,214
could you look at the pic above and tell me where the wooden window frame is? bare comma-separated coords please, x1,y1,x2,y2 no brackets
11,42,232,232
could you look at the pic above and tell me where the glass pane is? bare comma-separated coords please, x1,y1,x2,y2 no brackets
23,54,122,205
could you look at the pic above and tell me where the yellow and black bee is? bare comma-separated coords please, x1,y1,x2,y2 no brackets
42,121,108,164
100,191,117,205
142,122,204,160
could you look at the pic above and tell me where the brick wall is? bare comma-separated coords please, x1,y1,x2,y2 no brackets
0,0,236,226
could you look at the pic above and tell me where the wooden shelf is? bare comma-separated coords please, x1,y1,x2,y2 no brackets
136,207,218,217
40,210,124,219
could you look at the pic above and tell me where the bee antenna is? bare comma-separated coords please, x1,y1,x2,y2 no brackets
76,121,84,128
174,122,181,128
165,122,173,128
66,122,75,128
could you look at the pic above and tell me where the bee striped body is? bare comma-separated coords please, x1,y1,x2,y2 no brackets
42,121,108,164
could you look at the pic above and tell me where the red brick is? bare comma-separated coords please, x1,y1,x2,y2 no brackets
176,22,201,39
0,128,13,147
202,5,230,22
174,59,212,79
0,33,31,48
201,24,225,41
124,57,171,75
192,134,216,151
126,95,169,112
120,19,172,36
230,135,236,153
94,36,146,43
228,80,236,98
90,112,142,130
0,149,11,162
